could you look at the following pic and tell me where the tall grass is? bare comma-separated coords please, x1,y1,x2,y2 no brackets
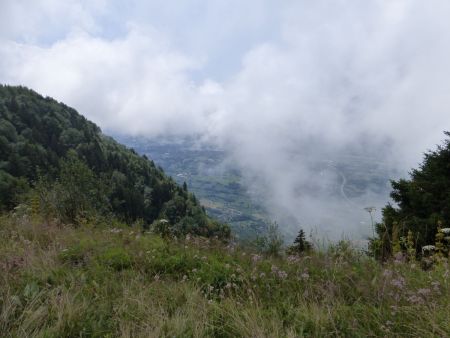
0,214,449,337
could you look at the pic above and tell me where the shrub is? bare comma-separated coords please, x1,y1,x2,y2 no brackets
98,247,132,270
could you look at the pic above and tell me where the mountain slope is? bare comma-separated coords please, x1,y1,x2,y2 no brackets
0,85,229,238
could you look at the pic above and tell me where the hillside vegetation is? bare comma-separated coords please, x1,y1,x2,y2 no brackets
0,213,449,337
0,85,229,238
371,132,450,260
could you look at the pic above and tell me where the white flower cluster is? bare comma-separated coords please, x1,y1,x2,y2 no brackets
421,245,436,252
440,227,450,234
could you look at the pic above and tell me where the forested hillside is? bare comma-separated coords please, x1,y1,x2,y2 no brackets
0,85,229,238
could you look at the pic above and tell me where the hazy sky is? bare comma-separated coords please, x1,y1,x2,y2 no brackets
2,1,450,238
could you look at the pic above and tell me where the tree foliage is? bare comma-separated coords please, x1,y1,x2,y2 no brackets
288,228,312,254
0,85,229,238
373,132,450,258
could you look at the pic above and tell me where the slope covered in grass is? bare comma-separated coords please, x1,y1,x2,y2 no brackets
1,213,449,337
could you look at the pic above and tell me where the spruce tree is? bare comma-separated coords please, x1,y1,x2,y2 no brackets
289,228,312,254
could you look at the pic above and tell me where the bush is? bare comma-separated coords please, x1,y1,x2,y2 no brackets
99,247,132,270
254,222,284,256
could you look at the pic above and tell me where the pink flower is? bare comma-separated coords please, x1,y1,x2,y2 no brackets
251,254,262,263
390,277,406,289
278,270,288,279
287,255,300,264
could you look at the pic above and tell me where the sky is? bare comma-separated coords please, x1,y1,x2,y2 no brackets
2,0,450,239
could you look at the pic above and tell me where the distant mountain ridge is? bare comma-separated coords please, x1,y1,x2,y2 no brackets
0,85,229,238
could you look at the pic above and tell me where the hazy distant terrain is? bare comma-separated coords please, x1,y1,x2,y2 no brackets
117,135,400,240
115,135,271,239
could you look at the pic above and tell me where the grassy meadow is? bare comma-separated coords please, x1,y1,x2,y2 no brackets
1,212,449,337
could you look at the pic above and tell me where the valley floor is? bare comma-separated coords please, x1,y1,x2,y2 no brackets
0,214,449,337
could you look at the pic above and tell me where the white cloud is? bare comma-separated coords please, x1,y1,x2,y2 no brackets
0,0,106,43
0,27,212,136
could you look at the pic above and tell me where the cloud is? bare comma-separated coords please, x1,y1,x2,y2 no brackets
0,0,106,43
2,0,450,239
207,0,450,237
0,27,214,136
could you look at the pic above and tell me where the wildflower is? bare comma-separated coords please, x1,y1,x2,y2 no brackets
390,305,398,315
154,274,160,281
301,272,310,280
431,281,440,291
287,255,300,264
225,283,231,289
393,252,405,264
182,275,187,282
278,270,288,279
422,245,436,252
259,272,266,278
226,244,236,252
192,268,198,273
390,276,406,289
417,288,431,296
407,295,424,305
440,228,450,234
251,254,262,263
382,269,392,277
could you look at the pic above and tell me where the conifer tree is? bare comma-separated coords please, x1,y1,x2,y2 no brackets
289,228,312,254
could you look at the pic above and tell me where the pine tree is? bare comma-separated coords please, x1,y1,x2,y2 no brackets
289,228,312,254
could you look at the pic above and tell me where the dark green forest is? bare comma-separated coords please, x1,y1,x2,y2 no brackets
0,85,229,238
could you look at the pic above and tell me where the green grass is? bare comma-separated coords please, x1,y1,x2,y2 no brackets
0,214,449,337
